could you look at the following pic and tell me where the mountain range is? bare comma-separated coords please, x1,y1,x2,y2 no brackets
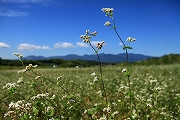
23,53,154,63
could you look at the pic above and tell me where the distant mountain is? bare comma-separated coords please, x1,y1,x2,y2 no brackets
23,53,154,63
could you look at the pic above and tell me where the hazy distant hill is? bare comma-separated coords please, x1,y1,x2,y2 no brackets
23,53,153,63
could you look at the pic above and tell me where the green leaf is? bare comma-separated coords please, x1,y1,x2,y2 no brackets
123,46,133,50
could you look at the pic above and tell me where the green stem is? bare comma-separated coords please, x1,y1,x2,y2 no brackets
89,42,108,119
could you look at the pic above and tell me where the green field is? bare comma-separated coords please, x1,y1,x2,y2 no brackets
0,65,180,120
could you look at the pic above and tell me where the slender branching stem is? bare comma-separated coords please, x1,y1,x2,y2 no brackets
89,41,108,119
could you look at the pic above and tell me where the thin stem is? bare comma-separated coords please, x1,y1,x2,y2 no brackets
111,17,132,109
89,42,108,119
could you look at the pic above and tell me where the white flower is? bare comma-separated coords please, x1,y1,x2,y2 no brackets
96,41,105,49
17,77,24,84
112,111,119,116
94,76,99,82
56,76,62,81
90,31,98,36
13,53,23,59
104,21,111,26
101,8,114,17
126,37,136,42
91,72,96,76
122,68,127,73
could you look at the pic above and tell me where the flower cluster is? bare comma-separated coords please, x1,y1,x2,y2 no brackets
96,41,105,49
31,93,49,100
18,64,38,73
126,37,136,42
103,105,111,113
3,82,19,90
104,21,111,26
13,53,23,60
101,8,114,17
4,100,32,117
80,30,98,43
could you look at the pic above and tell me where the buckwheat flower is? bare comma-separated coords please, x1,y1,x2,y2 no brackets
91,72,96,76
101,8,114,17
126,37,136,42
103,105,111,113
104,21,111,26
90,31,98,36
50,95,56,100
83,36,91,43
122,68,127,73
86,30,89,34
35,76,41,80
94,76,99,82
57,76,62,81
84,109,87,114
13,53,23,59
112,111,119,117
18,69,26,73
96,41,105,49
17,77,24,84
112,102,117,106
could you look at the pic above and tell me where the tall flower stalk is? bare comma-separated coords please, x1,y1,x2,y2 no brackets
80,30,108,118
102,8,136,111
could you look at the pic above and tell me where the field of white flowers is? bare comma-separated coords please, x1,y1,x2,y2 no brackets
1,7,180,120
0,64,180,120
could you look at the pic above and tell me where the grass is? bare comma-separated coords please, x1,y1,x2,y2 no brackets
0,64,180,119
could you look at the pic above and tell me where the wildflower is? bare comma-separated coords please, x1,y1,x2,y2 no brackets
57,76,62,81
122,68,127,73
35,76,41,80
104,21,111,26
112,111,119,117
126,37,136,42
3,83,18,90
91,72,96,76
96,41,105,49
13,53,23,59
82,36,91,43
80,30,98,43
103,105,111,113
86,29,89,34
90,31,98,36
50,95,56,100
17,77,24,84
101,8,114,17
94,76,99,82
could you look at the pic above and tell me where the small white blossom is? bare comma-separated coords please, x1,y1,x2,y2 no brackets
112,111,119,117
17,77,24,84
126,37,136,42
35,76,41,80
13,53,23,59
122,68,127,73
94,76,99,82
96,41,105,49
91,72,96,76
104,21,111,26
90,31,98,36
57,76,62,81
101,8,114,17
50,95,56,100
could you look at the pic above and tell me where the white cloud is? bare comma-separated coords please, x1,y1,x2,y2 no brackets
54,42,75,48
0,9,29,17
0,42,10,48
76,42,89,48
18,43,51,51
119,42,123,46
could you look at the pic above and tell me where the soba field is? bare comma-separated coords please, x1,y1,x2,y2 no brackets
0,64,180,119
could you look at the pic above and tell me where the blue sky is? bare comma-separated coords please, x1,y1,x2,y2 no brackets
0,0,180,59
